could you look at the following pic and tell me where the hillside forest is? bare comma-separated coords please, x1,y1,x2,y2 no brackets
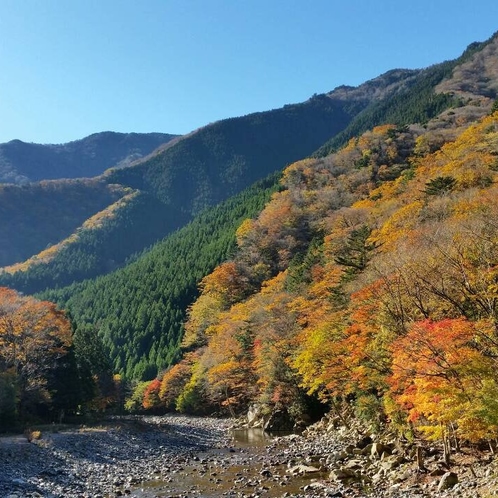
132,110,498,450
2,31,498,461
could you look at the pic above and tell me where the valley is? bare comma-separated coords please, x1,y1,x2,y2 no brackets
1,28,498,498
1,414,497,497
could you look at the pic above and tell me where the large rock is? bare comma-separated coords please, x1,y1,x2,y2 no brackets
438,471,458,491
264,409,294,433
380,455,405,471
370,442,393,459
326,450,349,463
287,464,321,475
356,435,373,449
247,404,265,428
330,467,361,481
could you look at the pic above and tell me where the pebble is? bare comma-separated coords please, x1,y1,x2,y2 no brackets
0,415,231,497
1,414,496,498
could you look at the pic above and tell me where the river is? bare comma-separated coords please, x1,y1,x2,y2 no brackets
135,426,330,497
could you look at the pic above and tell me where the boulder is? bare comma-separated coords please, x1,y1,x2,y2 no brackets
326,450,349,463
260,468,273,478
437,471,458,491
429,468,446,477
370,442,392,459
356,435,373,449
344,444,355,454
380,455,405,471
360,443,374,456
264,409,294,433
343,459,363,470
330,467,360,481
247,404,265,428
287,464,321,475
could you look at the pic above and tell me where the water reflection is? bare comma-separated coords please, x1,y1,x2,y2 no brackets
135,427,318,497
231,427,271,446
231,427,297,447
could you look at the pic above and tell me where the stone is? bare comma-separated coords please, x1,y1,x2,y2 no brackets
247,404,265,427
303,482,326,491
437,471,459,491
264,409,294,432
356,435,373,449
391,468,411,483
380,455,404,471
343,459,363,470
344,444,355,454
287,464,320,475
361,443,374,455
370,442,392,459
326,450,348,463
429,468,446,476
330,467,360,481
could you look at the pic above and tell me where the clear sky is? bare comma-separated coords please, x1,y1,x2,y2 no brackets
0,0,497,144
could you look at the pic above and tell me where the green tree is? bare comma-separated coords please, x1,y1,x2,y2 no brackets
424,176,457,195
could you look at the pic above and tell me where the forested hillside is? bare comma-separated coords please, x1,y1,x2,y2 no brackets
0,131,178,184
40,175,280,380
104,90,375,211
0,180,129,267
0,190,183,293
0,78,376,287
143,108,498,447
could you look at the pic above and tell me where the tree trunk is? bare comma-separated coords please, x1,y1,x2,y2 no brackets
416,446,425,471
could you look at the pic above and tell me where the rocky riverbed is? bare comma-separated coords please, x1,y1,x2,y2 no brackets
0,415,232,498
1,414,498,497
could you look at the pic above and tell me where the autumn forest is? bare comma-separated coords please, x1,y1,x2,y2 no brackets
2,31,498,462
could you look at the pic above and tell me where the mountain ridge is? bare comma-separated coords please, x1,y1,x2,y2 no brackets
0,73,383,277
3,31,498,382
0,131,179,184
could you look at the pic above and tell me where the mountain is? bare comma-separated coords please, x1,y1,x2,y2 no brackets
102,88,389,210
4,31,498,389
0,131,178,184
0,187,179,284
154,94,498,425
6,31,494,292
0,71,408,285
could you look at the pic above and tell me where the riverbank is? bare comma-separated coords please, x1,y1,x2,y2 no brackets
264,418,498,497
1,415,498,497
0,415,232,498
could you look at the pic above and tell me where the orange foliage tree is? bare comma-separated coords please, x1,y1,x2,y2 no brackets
389,318,498,447
159,359,194,410
142,378,162,411
0,287,73,419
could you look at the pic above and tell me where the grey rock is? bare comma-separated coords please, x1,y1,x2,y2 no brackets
287,464,321,475
370,442,392,459
438,471,459,491
330,467,360,481
264,409,294,432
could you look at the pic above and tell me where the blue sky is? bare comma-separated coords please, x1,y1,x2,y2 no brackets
0,0,497,144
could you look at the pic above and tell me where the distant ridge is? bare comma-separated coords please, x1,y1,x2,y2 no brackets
0,131,178,184
3,31,498,382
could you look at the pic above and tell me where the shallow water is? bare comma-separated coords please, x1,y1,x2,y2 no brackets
231,427,275,447
133,427,328,497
